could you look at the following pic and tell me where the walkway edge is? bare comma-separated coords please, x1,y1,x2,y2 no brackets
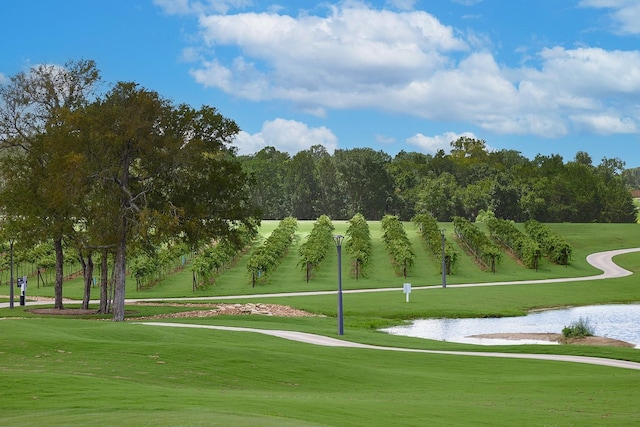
136,322,640,371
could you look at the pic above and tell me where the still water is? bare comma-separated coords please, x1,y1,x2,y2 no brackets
381,304,640,348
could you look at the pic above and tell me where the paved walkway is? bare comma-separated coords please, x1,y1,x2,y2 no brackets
4,247,640,370
132,247,640,371
3,247,639,308
136,321,640,371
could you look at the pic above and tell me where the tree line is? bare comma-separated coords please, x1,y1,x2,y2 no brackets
239,139,638,223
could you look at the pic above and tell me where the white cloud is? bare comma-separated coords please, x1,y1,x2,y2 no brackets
193,4,467,101
0,72,8,85
406,131,477,154
579,0,640,35
570,113,637,134
179,2,640,140
231,118,339,155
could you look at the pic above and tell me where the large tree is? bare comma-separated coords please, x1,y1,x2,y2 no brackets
73,82,259,321
334,148,394,219
240,146,291,219
0,59,100,309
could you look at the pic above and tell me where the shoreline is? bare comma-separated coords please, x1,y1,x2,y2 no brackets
469,332,636,348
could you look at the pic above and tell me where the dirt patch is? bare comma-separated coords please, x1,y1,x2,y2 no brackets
134,303,319,319
469,332,636,348
28,303,317,319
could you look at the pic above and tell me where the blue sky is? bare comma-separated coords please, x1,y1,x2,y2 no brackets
2,0,640,167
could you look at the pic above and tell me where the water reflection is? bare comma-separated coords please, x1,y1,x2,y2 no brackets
382,304,640,348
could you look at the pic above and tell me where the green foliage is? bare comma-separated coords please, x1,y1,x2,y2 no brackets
562,317,595,338
191,224,257,289
453,216,502,273
487,217,541,269
380,215,414,277
412,213,458,274
246,217,298,285
524,220,572,265
297,215,335,281
236,137,636,224
345,213,372,279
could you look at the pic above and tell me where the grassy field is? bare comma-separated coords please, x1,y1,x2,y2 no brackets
2,221,640,426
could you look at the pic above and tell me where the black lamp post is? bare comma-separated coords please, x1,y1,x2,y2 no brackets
9,239,14,309
440,229,447,289
333,234,344,335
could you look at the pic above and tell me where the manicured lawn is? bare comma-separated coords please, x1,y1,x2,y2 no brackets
2,318,640,426
2,221,640,425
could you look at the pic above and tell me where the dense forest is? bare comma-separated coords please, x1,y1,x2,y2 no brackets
239,138,638,223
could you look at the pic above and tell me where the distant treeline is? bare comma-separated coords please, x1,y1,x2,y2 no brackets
238,137,638,223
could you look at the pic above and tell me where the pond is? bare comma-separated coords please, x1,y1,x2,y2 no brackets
381,304,640,348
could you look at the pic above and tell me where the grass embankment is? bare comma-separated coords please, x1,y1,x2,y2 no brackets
2,317,640,426
1,221,640,425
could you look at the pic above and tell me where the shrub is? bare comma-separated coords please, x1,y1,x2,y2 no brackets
562,317,594,338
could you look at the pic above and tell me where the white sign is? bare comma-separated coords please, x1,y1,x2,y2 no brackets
403,283,411,302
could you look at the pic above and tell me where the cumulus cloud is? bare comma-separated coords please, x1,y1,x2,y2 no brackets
0,72,8,85
192,4,467,101
231,118,339,155
406,131,478,154
570,113,637,134
579,0,640,35
171,1,640,140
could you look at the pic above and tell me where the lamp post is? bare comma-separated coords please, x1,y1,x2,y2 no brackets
440,229,446,289
9,239,14,309
333,235,344,335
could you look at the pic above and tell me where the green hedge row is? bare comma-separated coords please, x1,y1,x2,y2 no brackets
453,216,502,273
381,215,414,278
297,215,335,282
192,225,256,289
524,220,572,265
246,217,298,285
345,213,372,279
487,217,541,270
412,213,458,274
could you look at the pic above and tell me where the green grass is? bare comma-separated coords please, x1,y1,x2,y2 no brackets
2,221,640,425
23,221,639,300
1,318,640,426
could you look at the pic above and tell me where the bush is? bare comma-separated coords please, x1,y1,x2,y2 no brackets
562,317,594,338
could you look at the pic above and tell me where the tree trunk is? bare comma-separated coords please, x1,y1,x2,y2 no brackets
54,237,64,309
99,249,109,314
80,251,93,310
112,216,127,321
113,144,131,322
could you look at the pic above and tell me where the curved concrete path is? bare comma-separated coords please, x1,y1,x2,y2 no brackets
4,248,640,371
131,247,640,302
137,321,640,371
132,247,640,371
4,247,639,309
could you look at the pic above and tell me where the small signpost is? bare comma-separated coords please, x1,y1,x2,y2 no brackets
403,282,411,302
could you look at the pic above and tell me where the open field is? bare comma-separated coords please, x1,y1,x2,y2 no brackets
1,221,640,425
